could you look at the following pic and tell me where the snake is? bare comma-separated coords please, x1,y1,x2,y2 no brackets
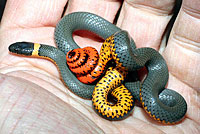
8,12,187,124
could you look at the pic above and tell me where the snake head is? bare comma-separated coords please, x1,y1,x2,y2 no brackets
8,42,35,56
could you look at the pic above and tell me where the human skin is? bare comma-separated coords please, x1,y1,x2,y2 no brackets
0,0,199,133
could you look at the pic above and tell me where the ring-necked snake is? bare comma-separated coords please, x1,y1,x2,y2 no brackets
8,12,187,124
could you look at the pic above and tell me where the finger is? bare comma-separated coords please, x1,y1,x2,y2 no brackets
1,0,68,28
117,0,176,49
163,0,200,91
163,0,200,124
65,0,122,22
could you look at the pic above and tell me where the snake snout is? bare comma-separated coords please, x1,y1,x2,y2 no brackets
9,42,35,56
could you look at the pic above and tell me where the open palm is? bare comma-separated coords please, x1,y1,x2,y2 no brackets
0,0,199,133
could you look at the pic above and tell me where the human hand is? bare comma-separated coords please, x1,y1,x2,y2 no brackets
0,0,199,133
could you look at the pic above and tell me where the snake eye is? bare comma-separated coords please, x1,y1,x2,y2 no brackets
9,42,34,56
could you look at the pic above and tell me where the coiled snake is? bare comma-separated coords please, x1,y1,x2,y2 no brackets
8,12,187,124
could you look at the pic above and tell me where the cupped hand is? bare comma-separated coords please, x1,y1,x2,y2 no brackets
0,0,199,133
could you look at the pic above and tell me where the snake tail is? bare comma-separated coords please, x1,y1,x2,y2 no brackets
66,47,100,84
66,36,117,84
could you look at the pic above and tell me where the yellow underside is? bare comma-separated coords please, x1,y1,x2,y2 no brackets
92,67,133,119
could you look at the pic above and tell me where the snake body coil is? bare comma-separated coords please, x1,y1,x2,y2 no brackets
8,12,187,124
92,67,134,120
